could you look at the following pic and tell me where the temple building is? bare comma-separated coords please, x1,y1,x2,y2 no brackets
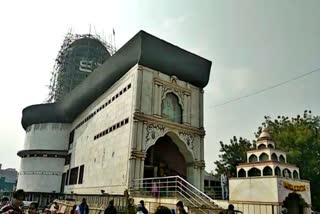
17,30,211,197
229,128,311,214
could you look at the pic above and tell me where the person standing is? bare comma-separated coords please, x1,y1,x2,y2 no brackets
136,204,144,214
139,201,148,214
78,198,89,214
176,201,187,214
0,189,25,214
104,200,117,214
221,171,228,200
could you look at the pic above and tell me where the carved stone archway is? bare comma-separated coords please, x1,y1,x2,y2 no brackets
143,124,196,184
144,124,195,158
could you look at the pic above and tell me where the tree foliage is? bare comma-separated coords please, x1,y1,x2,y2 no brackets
214,136,253,176
215,110,320,207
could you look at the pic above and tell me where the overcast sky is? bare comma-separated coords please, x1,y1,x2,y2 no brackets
0,0,319,172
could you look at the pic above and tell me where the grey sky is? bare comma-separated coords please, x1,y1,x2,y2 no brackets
0,0,319,172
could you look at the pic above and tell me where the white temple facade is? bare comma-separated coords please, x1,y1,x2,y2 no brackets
229,128,312,214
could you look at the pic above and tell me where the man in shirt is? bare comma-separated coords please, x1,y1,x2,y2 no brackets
221,171,228,200
78,198,89,214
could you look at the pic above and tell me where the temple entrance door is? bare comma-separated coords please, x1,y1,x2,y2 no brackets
144,135,187,179
283,193,305,214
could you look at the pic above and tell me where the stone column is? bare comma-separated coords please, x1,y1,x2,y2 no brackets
136,122,144,151
183,93,188,124
200,165,205,191
127,119,138,189
128,157,136,189
157,84,163,116
131,120,139,150
200,136,204,161
153,83,162,116
199,89,204,128
139,158,145,187
187,94,191,124
134,67,143,112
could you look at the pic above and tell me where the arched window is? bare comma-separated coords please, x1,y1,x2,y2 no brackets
283,168,292,178
293,170,299,179
249,154,258,163
271,153,278,161
248,168,261,177
268,144,274,149
279,155,285,163
259,153,269,161
238,168,246,177
258,144,266,149
275,167,281,176
161,93,182,123
263,166,273,176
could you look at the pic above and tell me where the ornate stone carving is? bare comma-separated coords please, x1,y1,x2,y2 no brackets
145,124,166,148
161,85,184,107
179,132,194,150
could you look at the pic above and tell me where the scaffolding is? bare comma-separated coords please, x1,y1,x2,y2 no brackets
45,29,117,103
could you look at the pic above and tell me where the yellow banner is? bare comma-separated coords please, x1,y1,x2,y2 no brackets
283,181,306,191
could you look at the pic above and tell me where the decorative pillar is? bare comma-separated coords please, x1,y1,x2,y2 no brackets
199,89,204,128
187,94,191,124
139,158,145,187
183,93,188,124
153,83,162,116
131,120,139,150
134,67,143,112
136,122,144,151
200,136,204,161
128,157,136,189
157,84,163,116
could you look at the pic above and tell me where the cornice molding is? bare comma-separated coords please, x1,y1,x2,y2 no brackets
133,112,205,136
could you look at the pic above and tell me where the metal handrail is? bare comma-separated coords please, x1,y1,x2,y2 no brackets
134,176,216,202
132,176,219,210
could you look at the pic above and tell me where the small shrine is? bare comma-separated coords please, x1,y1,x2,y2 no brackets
229,128,312,214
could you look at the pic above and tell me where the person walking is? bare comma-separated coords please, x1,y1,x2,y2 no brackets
104,200,117,214
78,198,89,214
136,204,144,214
139,201,148,214
176,201,187,214
221,171,228,200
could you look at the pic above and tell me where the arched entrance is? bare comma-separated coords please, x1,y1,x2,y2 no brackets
144,135,187,179
283,193,306,214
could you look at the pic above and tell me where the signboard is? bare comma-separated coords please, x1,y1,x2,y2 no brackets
283,180,306,191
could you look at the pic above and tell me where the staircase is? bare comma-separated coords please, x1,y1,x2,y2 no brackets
131,176,222,214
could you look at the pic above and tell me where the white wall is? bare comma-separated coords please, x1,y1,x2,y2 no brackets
18,123,70,192
229,177,279,203
17,157,65,192
24,123,70,150
64,65,137,195
229,177,311,205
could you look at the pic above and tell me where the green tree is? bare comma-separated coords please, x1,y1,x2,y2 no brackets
214,136,253,176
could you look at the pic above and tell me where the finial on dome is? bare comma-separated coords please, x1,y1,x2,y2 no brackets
258,127,272,141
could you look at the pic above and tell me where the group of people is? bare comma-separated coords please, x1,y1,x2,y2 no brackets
74,198,187,214
0,189,38,214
